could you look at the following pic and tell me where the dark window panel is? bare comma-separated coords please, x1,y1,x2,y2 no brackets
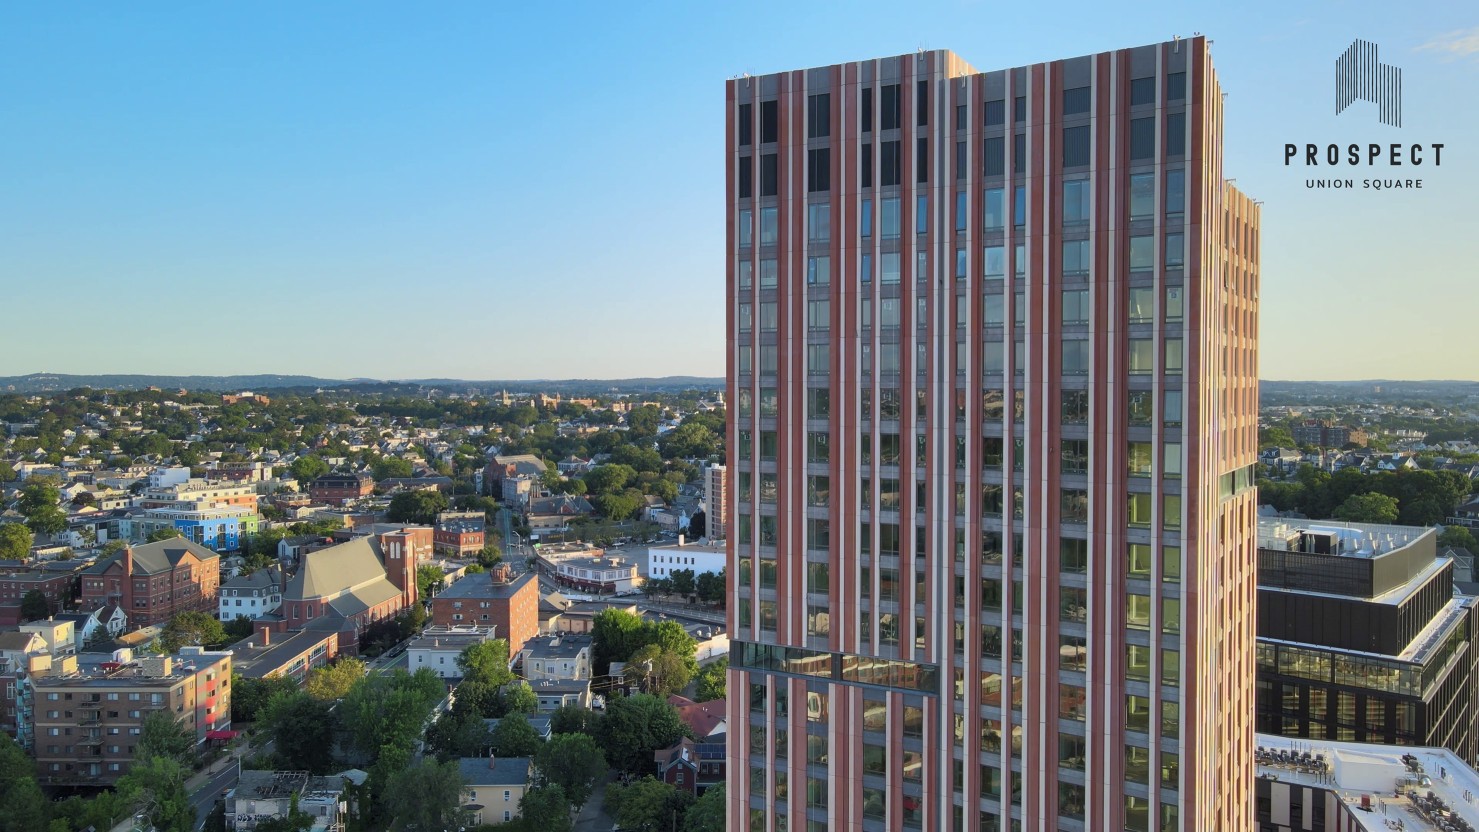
917,80,929,126
984,99,1005,126
1166,113,1186,157
1014,96,1026,123
881,140,901,186
1130,78,1156,106
862,144,873,188
1013,134,1025,174
1062,126,1090,167
761,100,778,144
956,104,966,131
955,141,966,180
916,137,929,183
808,148,831,192
1167,72,1187,101
1130,117,1155,160
761,153,778,197
739,156,753,199
984,137,1005,177
738,103,753,147
882,84,901,130
1063,86,1090,115
808,93,831,139
862,88,874,133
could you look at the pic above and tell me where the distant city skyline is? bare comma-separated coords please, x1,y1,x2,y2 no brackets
2,0,1475,380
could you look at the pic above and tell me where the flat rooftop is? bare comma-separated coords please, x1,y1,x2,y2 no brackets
435,570,536,601
1258,518,1431,559
1257,733,1479,831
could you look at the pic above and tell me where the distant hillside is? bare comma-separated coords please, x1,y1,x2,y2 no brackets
0,373,725,395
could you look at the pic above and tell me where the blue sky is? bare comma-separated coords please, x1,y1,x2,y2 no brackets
1,0,1474,380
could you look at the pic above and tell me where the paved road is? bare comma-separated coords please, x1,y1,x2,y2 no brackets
191,757,242,830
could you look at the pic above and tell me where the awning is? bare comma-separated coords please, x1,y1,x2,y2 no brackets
205,730,240,741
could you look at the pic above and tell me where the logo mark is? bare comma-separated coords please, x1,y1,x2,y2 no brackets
1336,39,1402,128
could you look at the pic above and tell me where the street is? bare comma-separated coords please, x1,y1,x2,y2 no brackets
191,756,241,830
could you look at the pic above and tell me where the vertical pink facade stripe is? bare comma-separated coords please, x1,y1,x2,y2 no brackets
726,37,1258,832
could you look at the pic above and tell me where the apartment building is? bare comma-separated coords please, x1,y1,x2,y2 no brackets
725,37,1259,832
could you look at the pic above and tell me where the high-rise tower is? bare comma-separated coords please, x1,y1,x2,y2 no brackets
725,37,1259,831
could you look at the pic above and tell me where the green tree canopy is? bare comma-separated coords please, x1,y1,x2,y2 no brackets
383,758,467,832
0,523,34,560
117,753,194,832
1333,492,1401,525
372,456,415,480
624,643,694,699
424,705,492,762
694,657,727,702
416,563,445,601
230,673,299,723
534,731,607,811
457,640,514,687
305,657,367,701
148,527,185,542
591,608,646,676
139,709,198,765
261,691,339,774
549,702,596,736
490,711,543,758
387,489,448,525
19,589,50,622
18,479,67,536
1440,525,1478,551
606,775,693,832
596,694,689,776
682,784,726,832
159,610,227,653
289,454,330,486
517,785,574,832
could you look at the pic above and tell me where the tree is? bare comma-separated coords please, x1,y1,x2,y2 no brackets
596,694,689,776
687,510,707,541
372,456,415,480
0,733,50,832
19,589,50,622
593,489,643,521
289,454,330,486
491,711,543,757
339,668,446,760
535,732,607,811
1333,492,1401,525
696,569,725,606
139,709,198,765
624,644,694,699
305,658,367,701
549,702,596,736
682,784,725,832
583,463,637,496
658,422,719,461
223,615,256,642
0,523,34,560
518,785,573,832
260,691,338,773
487,681,538,717
0,463,15,483
117,753,194,832
424,705,492,761
591,607,646,674
694,657,727,702
606,775,693,832
416,564,445,601
477,543,503,567
1440,525,1478,551
231,673,299,723
148,526,185,542
457,640,514,687
387,490,448,525
670,568,696,599
159,610,227,652
645,577,673,597
382,758,467,832
18,479,67,536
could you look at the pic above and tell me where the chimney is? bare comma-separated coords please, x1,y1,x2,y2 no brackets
121,545,134,612
260,628,270,646
678,534,685,547
488,750,496,769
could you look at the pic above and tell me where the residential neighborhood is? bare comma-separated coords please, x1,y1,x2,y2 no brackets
0,383,730,832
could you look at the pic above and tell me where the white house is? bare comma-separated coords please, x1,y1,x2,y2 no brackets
408,625,498,679
646,537,726,581
218,567,284,621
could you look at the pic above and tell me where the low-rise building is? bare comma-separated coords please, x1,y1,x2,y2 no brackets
517,633,591,682
308,473,374,505
433,520,485,558
646,536,726,582
484,714,553,742
407,625,498,679
258,530,418,652
31,648,232,786
458,755,532,827
1254,733,1479,831
0,561,85,626
226,769,352,832
229,625,341,683
218,567,284,621
80,539,221,627
654,737,725,797
535,543,640,595
527,679,591,711
430,567,539,656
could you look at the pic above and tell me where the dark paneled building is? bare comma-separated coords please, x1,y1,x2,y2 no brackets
1256,519,1479,764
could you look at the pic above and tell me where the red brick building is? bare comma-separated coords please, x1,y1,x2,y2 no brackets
0,563,84,626
430,566,539,655
80,540,221,627
433,521,485,558
308,473,374,505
